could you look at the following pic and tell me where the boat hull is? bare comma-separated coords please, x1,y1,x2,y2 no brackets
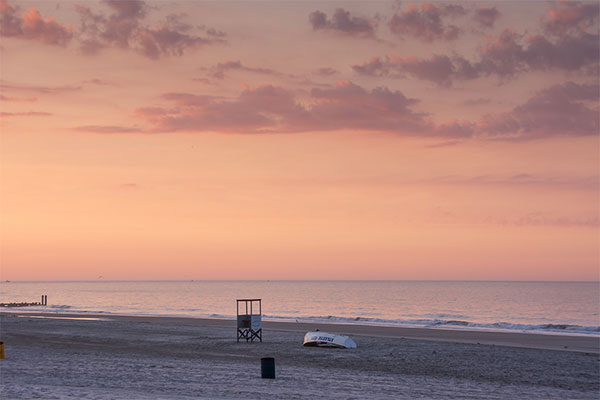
303,331,357,349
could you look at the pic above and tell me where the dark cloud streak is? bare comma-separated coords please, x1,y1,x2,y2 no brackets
473,7,500,28
133,81,473,137
73,125,145,134
478,82,599,139
309,8,376,38
1,111,52,117
353,29,599,85
389,3,466,42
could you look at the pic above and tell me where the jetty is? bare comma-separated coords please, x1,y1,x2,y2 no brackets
0,295,47,308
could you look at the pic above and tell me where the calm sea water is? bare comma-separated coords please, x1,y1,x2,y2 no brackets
1,281,598,335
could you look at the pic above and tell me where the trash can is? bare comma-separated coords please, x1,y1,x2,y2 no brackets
261,357,275,379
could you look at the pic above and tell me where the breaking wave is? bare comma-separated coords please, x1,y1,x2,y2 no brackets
48,305,71,310
7,306,598,335
262,314,600,335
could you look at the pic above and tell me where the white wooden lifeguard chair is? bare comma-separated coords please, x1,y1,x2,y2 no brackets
237,299,262,343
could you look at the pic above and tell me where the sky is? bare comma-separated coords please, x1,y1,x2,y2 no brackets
0,0,598,281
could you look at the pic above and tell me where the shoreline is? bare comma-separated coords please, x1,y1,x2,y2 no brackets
4,308,598,336
3,311,598,353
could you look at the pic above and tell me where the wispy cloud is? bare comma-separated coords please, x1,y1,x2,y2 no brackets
73,125,145,134
198,60,336,88
0,94,37,102
353,28,599,86
420,173,600,190
0,111,52,117
424,140,464,148
0,82,82,94
514,213,599,228
314,67,338,76
203,60,284,80
84,78,117,86
118,182,141,190
309,8,377,39
478,82,599,139
473,7,500,29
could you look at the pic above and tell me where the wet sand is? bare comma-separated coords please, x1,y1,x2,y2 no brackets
11,311,598,353
1,312,598,399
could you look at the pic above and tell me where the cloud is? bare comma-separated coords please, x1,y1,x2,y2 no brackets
104,0,146,20
0,94,37,102
389,3,466,42
424,140,463,148
106,80,598,141
433,120,474,138
204,27,226,38
75,1,225,59
191,77,213,85
422,173,600,190
76,0,146,50
305,81,429,133
0,111,52,117
352,56,390,77
0,0,73,46
314,67,338,76
479,29,599,77
543,1,599,35
73,125,145,134
514,213,599,228
118,183,141,189
309,8,376,38
352,54,478,86
473,6,500,28
135,85,304,133
84,78,115,86
0,82,82,94
205,60,283,80
136,26,213,59
200,61,335,88
133,81,473,137
0,0,22,36
478,81,599,139
353,29,599,85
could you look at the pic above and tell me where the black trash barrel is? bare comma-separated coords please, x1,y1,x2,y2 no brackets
261,357,275,379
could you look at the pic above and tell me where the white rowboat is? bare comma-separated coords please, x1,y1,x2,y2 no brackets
303,331,357,349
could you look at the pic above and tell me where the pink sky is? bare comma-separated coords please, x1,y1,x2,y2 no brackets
1,1,598,281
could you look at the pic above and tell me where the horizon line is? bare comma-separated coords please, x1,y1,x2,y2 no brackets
2,279,599,283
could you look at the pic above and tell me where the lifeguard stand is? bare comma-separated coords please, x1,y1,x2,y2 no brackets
237,299,262,343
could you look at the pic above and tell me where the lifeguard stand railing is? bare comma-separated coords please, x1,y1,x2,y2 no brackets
237,299,262,343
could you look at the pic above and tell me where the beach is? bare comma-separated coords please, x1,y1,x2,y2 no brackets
1,312,598,399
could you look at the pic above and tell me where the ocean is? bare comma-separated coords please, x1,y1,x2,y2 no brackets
1,280,598,335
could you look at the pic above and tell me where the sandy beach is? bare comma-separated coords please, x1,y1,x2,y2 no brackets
1,312,598,399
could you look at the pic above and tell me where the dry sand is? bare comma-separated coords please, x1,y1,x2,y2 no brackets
1,312,598,399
